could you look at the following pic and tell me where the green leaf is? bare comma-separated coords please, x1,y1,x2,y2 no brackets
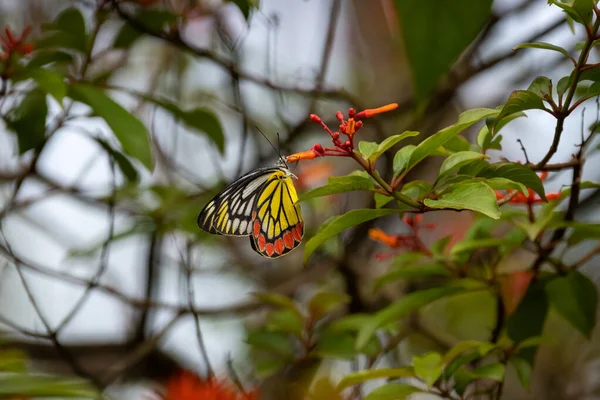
373,264,451,291
13,67,67,104
510,357,532,391
450,237,517,255
442,340,495,365
336,368,415,392
303,209,398,263
557,74,572,97
406,108,499,174
246,329,293,356
308,292,351,320
94,138,139,182
300,175,375,202
26,50,73,68
114,10,177,48
424,181,501,219
438,151,489,180
267,309,304,336
5,91,48,154
0,375,96,398
360,131,419,162
413,352,443,389
484,177,528,195
550,0,592,24
514,43,572,62
567,222,600,245
316,329,380,359
476,162,546,201
392,145,416,176
357,141,379,160
394,0,493,100
507,280,549,364
364,383,422,400
39,8,87,52
491,91,547,133
545,270,598,338
68,84,153,169
252,292,302,317
573,0,595,24
472,363,505,382
374,193,394,209
152,99,225,153
356,287,464,350
527,76,553,98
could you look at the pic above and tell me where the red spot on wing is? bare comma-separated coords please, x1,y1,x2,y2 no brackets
265,243,275,257
292,224,302,242
253,220,261,238
274,238,284,255
258,234,266,251
283,232,294,249
252,211,256,220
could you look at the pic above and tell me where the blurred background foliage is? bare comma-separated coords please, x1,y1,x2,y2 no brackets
0,0,599,399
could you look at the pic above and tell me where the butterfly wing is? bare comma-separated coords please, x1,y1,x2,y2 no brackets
197,167,277,236
249,169,304,258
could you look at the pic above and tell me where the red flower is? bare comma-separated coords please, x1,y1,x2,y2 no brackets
286,104,398,162
163,370,258,400
0,26,34,61
369,214,435,259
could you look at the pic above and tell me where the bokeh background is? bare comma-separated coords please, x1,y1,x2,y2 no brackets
0,0,599,399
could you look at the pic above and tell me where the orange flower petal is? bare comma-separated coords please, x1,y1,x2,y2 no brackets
355,103,398,119
368,228,399,248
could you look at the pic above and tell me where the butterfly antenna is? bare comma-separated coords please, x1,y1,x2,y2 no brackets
255,125,288,167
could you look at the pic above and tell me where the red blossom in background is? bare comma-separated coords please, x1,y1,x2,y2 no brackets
162,370,258,400
286,103,398,163
368,214,435,260
0,26,34,61
495,170,561,205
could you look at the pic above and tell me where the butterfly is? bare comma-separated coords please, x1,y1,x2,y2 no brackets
197,159,304,258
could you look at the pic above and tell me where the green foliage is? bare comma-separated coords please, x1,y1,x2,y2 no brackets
303,209,399,263
514,42,573,61
5,91,48,154
356,286,466,350
403,108,499,176
68,83,153,169
38,8,88,52
114,9,178,48
153,99,225,153
394,0,493,100
300,175,375,201
424,181,501,219
357,131,419,163
492,91,548,133
546,270,598,338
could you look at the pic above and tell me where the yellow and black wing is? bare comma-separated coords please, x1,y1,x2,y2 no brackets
197,167,279,236
248,169,304,258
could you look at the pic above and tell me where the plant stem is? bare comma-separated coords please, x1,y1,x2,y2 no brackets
351,153,421,209
536,17,600,167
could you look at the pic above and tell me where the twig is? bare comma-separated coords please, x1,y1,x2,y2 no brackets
183,239,214,378
54,158,117,334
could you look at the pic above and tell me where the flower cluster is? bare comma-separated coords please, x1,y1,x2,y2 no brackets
162,370,258,400
368,214,435,260
494,171,560,205
286,103,398,163
0,26,33,61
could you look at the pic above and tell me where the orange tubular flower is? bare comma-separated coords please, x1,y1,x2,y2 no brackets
495,170,561,205
285,103,398,163
0,26,33,61
369,214,435,259
164,370,258,400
